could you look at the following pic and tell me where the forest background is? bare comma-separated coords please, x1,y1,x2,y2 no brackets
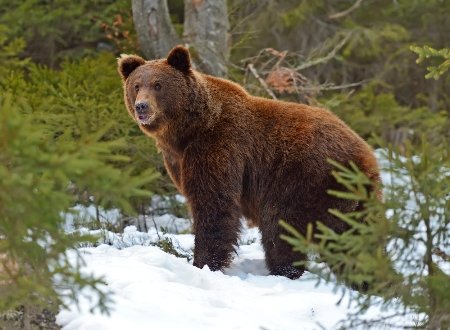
0,0,448,329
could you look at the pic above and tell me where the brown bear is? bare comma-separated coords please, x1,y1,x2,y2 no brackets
118,46,380,279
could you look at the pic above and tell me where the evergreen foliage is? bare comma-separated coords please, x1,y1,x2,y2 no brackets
411,46,450,80
280,139,450,328
0,23,162,313
321,83,448,146
0,25,28,77
0,0,136,66
0,92,115,312
280,36,449,327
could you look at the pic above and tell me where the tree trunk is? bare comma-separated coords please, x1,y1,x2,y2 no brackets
183,0,229,77
131,0,181,59
131,0,229,77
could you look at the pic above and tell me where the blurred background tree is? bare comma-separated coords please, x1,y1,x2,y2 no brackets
1,0,448,147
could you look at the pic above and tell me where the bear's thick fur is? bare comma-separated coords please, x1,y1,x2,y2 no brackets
118,46,380,279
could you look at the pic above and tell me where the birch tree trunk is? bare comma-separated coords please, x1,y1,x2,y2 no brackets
183,0,229,77
131,0,181,59
131,0,229,77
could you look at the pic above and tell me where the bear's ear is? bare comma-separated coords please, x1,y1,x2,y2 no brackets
118,54,146,80
167,45,191,74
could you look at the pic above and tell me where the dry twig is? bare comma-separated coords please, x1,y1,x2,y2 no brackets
247,63,278,100
329,0,363,20
295,33,351,71
433,247,450,261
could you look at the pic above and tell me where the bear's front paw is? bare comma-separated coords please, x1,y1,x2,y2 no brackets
193,255,225,272
193,237,235,271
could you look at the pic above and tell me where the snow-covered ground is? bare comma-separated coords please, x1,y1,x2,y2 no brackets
57,224,419,330
56,150,438,329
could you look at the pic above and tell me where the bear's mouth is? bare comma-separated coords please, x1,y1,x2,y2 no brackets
136,112,155,125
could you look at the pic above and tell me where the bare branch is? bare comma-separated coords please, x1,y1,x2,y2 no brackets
302,81,366,91
295,33,351,71
329,0,363,20
433,247,450,261
247,64,277,100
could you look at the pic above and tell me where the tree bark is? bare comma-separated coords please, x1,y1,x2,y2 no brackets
183,0,229,77
131,0,229,77
131,0,181,59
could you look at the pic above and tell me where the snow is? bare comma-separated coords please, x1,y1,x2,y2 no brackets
57,225,417,330
56,150,434,329
62,195,191,233
58,237,344,329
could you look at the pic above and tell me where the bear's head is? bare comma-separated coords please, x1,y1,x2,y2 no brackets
118,46,204,134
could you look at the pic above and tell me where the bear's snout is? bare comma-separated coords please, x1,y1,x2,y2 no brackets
135,101,151,121
135,101,149,114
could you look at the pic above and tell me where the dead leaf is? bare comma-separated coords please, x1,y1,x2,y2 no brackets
265,67,296,94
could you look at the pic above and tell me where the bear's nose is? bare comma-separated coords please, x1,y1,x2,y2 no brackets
135,101,149,114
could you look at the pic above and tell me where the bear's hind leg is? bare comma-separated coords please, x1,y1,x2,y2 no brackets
260,220,306,279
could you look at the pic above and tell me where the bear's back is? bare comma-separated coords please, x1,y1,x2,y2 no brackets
201,83,379,226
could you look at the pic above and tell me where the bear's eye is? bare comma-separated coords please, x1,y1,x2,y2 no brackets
154,83,162,91
134,84,139,92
